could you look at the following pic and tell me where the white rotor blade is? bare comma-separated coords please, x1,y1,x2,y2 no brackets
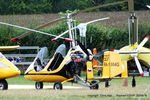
86,17,110,25
134,57,143,77
52,17,110,40
0,21,65,39
147,5,150,9
53,27,77,40
136,36,150,51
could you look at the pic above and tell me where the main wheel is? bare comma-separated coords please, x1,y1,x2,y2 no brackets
98,70,102,76
0,79,8,90
35,82,43,89
132,76,136,87
105,81,110,88
90,80,99,90
53,82,62,90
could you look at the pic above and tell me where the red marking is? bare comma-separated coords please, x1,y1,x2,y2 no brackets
51,38,57,42
141,73,144,77
74,59,80,63
111,49,114,52
64,38,72,42
11,38,19,42
146,36,150,39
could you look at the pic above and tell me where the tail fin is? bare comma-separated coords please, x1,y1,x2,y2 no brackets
102,51,127,78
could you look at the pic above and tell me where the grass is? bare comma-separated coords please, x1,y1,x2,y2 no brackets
6,75,35,85
2,75,150,100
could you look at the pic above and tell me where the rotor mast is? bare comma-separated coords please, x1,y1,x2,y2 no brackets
67,13,76,48
128,0,138,45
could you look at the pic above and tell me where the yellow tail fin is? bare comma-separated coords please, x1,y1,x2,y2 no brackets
102,51,127,78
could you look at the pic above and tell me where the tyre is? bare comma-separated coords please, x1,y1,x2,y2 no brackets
132,77,136,87
98,70,102,76
90,80,99,90
35,82,43,89
53,82,63,90
105,81,109,88
0,79,8,90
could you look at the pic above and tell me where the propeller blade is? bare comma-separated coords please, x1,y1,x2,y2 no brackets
134,57,143,77
136,36,150,51
93,52,103,57
72,1,126,16
93,56,102,64
76,40,89,57
14,17,66,40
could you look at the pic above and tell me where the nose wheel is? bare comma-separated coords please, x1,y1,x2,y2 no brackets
0,79,8,90
53,82,63,90
90,80,99,89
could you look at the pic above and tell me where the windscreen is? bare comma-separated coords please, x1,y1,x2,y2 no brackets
55,44,66,57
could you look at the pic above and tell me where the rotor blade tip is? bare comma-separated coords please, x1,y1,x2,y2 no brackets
11,38,19,42
64,38,73,42
111,49,114,52
146,36,150,39
141,73,144,77
51,38,57,42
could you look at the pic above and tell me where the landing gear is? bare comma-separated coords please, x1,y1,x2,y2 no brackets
105,81,110,88
53,82,63,90
98,70,102,76
0,79,8,90
132,76,136,87
35,82,43,89
90,80,99,89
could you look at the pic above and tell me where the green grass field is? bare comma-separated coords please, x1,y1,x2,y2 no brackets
0,75,149,100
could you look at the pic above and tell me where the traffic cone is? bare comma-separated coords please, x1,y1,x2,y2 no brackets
122,78,128,86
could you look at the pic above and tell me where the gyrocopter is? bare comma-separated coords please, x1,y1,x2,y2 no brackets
0,45,21,90
0,0,149,89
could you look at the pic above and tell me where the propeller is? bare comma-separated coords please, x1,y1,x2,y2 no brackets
76,40,105,64
11,1,126,41
115,36,150,77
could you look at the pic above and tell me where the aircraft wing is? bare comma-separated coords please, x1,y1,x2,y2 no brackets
0,45,20,50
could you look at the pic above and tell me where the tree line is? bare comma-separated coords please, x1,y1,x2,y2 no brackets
0,0,150,15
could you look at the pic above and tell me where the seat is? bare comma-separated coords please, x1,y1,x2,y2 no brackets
48,53,64,71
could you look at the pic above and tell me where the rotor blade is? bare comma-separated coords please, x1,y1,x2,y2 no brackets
86,17,110,25
0,21,66,40
15,17,66,40
146,5,150,9
52,17,109,41
136,36,150,51
72,0,127,16
52,26,77,41
134,57,143,77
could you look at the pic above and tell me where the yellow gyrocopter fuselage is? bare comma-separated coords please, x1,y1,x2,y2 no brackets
0,46,21,90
